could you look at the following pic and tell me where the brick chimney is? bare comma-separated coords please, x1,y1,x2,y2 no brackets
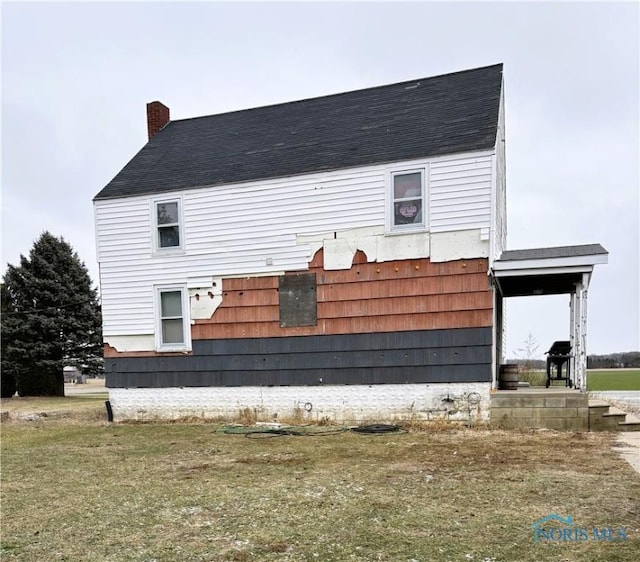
146,101,170,140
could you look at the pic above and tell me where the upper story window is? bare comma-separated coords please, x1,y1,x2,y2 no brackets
154,199,182,251
389,169,426,231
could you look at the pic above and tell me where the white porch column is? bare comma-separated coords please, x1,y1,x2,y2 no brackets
579,272,590,391
574,272,591,391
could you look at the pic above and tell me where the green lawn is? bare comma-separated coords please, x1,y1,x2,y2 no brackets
587,369,640,391
516,369,640,390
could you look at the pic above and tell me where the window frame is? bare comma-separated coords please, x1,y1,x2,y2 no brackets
154,286,191,352
151,197,185,253
386,167,428,233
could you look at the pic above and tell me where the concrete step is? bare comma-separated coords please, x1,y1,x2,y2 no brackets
618,421,640,432
591,415,624,431
618,412,640,432
589,402,640,432
492,391,587,409
589,405,610,417
589,400,613,431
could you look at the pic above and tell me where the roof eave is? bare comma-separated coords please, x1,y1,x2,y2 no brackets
493,253,609,272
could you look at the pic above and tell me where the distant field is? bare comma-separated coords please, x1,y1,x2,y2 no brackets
498,368,640,390
587,369,640,391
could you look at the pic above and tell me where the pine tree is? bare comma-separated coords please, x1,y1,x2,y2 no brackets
1,283,18,397
1,232,102,396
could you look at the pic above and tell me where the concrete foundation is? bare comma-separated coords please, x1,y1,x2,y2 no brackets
107,382,491,423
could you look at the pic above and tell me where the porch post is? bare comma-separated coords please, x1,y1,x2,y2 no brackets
574,272,591,392
493,289,504,390
579,272,590,392
574,287,582,390
569,292,576,387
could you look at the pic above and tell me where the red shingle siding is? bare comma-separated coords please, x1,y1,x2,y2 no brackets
192,251,492,340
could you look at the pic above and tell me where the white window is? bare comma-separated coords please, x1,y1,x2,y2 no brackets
389,169,426,231
156,287,190,351
153,199,182,251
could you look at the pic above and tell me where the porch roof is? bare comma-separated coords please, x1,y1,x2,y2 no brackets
492,243,608,297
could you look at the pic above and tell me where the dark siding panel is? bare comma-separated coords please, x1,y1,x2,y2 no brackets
191,326,491,356
107,365,491,388
111,346,489,372
106,327,491,388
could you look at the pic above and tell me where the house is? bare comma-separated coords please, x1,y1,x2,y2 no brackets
93,63,606,422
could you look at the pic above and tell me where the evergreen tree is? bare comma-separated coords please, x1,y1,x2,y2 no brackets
1,232,102,396
1,283,18,397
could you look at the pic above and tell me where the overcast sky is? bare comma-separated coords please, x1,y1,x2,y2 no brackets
2,1,638,356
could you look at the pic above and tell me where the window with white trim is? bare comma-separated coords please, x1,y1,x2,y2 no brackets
389,169,426,231
156,288,190,350
154,200,182,250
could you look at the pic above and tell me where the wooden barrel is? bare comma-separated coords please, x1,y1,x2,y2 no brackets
498,364,519,390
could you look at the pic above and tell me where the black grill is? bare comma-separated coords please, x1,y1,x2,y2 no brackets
545,340,572,388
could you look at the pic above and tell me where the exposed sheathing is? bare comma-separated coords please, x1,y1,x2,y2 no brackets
192,250,491,340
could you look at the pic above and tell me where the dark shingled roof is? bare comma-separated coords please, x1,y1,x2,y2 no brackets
94,63,503,200
498,244,608,262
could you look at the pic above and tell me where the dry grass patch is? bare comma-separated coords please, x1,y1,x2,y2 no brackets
1,418,639,562
0,393,109,423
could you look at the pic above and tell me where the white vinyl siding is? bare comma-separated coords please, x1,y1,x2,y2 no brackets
95,149,496,337
430,154,493,232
